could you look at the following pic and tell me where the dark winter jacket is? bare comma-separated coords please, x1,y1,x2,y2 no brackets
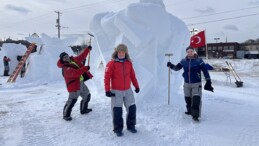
170,56,210,83
57,48,93,92
104,56,139,92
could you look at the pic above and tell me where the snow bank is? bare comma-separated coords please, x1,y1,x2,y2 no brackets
0,34,78,84
0,43,27,75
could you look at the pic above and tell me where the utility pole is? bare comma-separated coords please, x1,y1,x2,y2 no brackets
55,11,62,39
190,28,198,36
214,37,220,43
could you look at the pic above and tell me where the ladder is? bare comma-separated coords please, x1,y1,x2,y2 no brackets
7,43,36,83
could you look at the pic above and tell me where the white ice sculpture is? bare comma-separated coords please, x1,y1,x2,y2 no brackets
90,0,190,105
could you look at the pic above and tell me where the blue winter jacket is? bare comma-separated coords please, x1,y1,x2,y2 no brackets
170,56,210,83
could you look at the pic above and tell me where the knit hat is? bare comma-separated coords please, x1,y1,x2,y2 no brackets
59,52,68,60
115,44,128,53
186,46,194,51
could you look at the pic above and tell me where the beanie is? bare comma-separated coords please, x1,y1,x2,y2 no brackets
186,46,194,51
59,52,68,60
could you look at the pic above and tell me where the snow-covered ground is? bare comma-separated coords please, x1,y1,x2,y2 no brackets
1,1,259,145
1,59,259,146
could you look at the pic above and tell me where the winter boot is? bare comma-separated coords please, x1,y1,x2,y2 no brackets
63,99,77,119
4,70,9,76
113,107,123,134
127,104,137,132
80,94,92,114
63,116,72,121
191,95,201,118
115,131,123,137
127,128,137,133
185,96,191,115
192,116,199,122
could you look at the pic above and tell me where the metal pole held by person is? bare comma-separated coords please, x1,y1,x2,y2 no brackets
165,53,173,105
87,33,94,66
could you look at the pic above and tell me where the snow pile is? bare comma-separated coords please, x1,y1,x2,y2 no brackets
23,34,78,83
0,34,78,84
0,43,27,74
89,0,190,104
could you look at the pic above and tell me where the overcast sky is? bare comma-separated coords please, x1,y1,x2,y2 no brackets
0,0,259,43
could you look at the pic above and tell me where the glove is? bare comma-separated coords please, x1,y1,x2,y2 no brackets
86,66,90,70
135,88,140,93
167,62,172,67
167,62,176,68
82,66,88,72
204,79,214,92
106,91,115,97
88,45,92,51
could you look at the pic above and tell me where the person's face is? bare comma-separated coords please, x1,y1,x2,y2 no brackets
62,54,70,62
117,51,126,59
186,49,195,57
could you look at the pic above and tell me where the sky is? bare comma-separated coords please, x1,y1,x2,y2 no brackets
1,1,259,145
1,0,259,43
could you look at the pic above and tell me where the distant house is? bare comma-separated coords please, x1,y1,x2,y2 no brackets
31,33,39,38
240,39,259,59
196,40,259,59
197,42,240,59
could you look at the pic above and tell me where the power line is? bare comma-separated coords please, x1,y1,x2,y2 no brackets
60,0,130,13
183,5,259,20
0,0,130,29
187,12,259,26
0,12,53,29
1,0,259,37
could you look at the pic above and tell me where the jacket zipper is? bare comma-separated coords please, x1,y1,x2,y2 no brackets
123,62,126,90
188,59,191,83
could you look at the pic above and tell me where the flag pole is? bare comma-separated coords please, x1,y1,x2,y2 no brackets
204,29,208,60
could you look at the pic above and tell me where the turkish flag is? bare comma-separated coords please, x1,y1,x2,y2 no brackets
190,31,206,48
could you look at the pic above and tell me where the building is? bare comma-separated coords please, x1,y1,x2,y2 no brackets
31,33,39,38
240,39,259,59
197,42,241,59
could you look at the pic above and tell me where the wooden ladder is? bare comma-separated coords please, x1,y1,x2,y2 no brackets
7,43,36,83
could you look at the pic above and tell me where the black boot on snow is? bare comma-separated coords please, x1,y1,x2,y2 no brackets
185,111,191,115
63,116,72,121
192,116,199,122
115,131,123,137
81,108,92,114
127,128,137,133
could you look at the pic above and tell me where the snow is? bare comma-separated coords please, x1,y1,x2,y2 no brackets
1,60,259,146
89,0,189,103
1,0,259,145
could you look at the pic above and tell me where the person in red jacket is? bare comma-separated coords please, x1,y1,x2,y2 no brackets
57,45,93,121
104,44,140,137
3,56,11,76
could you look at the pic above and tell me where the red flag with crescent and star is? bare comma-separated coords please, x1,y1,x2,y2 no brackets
190,31,206,48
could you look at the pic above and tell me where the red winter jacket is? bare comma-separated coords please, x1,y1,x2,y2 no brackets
104,59,139,92
57,48,93,92
3,56,11,66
